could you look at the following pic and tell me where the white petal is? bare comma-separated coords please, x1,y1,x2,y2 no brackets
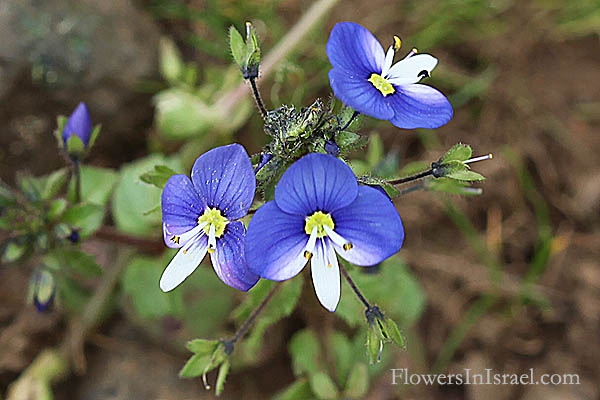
310,240,340,312
322,225,351,249
385,54,438,85
159,236,208,292
381,45,395,77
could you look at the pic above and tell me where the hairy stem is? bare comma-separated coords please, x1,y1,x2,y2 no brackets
388,169,434,185
230,284,280,344
73,160,81,203
249,77,268,118
339,262,371,309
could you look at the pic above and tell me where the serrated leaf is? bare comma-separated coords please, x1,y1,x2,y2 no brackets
61,203,104,237
289,329,321,376
229,26,246,67
309,372,338,400
335,130,367,153
344,363,369,398
187,339,219,355
441,143,472,163
215,360,230,396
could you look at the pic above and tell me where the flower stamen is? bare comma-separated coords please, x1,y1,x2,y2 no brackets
368,73,395,96
304,226,318,259
322,225,352,251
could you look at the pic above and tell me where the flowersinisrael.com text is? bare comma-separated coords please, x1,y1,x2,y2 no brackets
390,368,580,386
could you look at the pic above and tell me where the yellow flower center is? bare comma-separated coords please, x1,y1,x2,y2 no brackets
368,73,395,96
305,211,335,238
198,207,228,238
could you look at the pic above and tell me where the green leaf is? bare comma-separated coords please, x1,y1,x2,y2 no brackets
44,249,102,278
139,164,178,189
309,372,338,400
427,178,483,196
159,37,184,83
215,359,230,396
273,378,313,400
366,134,383,167
2,242,26,263
42,168,69,200
67,135,85,155
366,324,381,364
179,353,211,378
335,130,367,153
344,363,369,398
121,254,181,319
87,124,101,150
229,26,246,67
186,339,219,355
441,143,472,163
61,203,104,237
111,154,182,236
383,317,405,348
47,198,68,221
328,332,353,385
69,166,118,206
58,276,91,314
289,329,321,376
445,169,486,181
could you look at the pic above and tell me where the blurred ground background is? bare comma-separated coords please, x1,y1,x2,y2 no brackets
1,0,599,399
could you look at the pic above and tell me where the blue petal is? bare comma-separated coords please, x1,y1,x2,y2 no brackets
62,102,92,146
191,144,256,220
326,22,384,76
328,69,394,121
245,201,310,281
275,153,358,216
210,221,259,291
331,186,404,266
388,84,454,129
161,174,204,237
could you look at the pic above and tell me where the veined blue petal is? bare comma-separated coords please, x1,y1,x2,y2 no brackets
62,102,92,146
328,69,395,121
331,186,404,266
159,234,208,292
326,21,385,76
210,221,259,291
275,153,358,216
191,144,256,220
161,174,204,237
245,201,309,281
388,84,453,129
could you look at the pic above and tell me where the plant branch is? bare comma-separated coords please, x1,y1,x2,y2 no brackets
249,78,268,118
229,284,280,344
388,169,434,186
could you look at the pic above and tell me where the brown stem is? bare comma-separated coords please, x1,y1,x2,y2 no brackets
94,226,163,253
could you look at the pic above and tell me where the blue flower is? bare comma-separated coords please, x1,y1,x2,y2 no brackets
245,153,404,311
62,102,93,147
326,22,453,129
160,144,259,292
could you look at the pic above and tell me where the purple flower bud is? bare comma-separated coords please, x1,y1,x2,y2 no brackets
324,140,340,157
62,102,92,147
254,153,273,174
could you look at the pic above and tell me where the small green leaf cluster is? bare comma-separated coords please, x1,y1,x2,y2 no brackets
229,22,261,80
